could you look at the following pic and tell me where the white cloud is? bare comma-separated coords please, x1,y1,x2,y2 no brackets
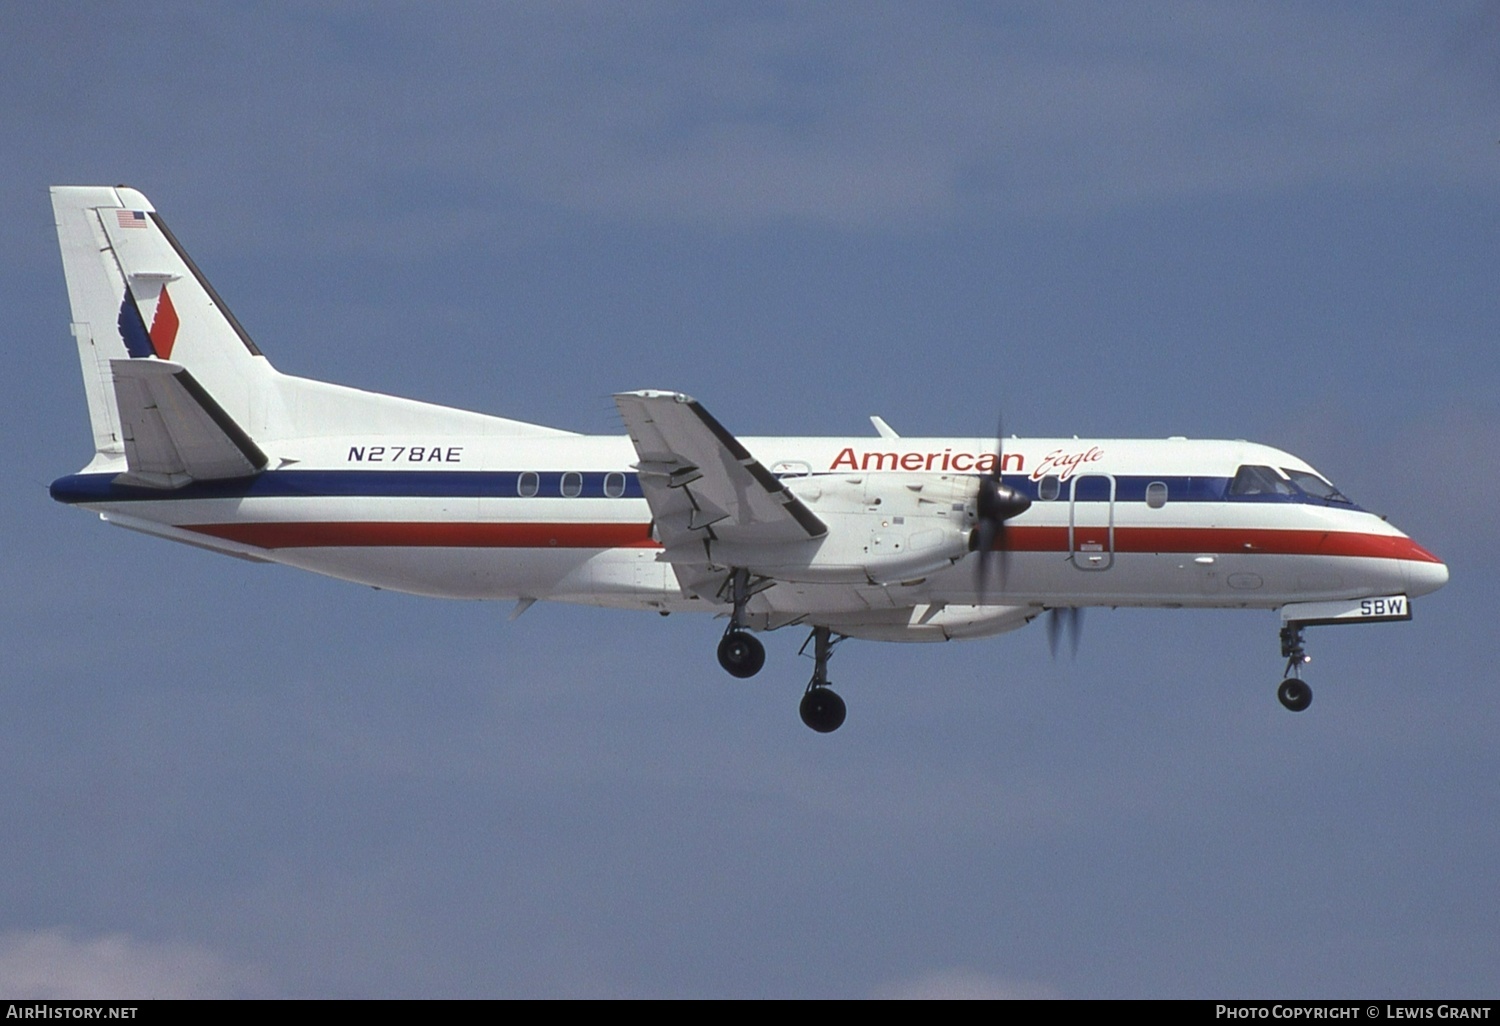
0,930,267,1000
874,967,1058,1000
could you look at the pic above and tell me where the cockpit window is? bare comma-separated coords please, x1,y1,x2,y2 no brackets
1282,469,1351,504
1228,465,1295,497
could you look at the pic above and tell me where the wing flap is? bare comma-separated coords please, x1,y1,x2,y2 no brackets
614,391,826,554
110,358,267,488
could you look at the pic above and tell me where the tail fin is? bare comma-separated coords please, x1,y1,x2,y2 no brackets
51,186,275,462
55,186,576,464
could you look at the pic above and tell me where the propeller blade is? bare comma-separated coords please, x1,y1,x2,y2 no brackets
974,518,997,603
1046,607,1085,660
972,413,1031,604
993,412,1006,477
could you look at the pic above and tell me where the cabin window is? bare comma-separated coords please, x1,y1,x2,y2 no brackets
517,472,539,498
1038,475,1061,501
561,472,583,498
604,472,626,498
1146,481,1168,509
1228,465,1294,497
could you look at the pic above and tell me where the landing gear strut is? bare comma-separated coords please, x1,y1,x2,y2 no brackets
798,626,847,733
716,569,765,679
1277,623,1313,712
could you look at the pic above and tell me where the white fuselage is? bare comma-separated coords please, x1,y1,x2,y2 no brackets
52,428,1448,641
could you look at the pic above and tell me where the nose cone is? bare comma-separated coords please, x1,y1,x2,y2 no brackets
1405,555,1449,598
1396,534,1449,597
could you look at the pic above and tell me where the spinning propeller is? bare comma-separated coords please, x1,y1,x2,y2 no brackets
1046,606,1085,659
968,418,1087,658
972,415,1032,602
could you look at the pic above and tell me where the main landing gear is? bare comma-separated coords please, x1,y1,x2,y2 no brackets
1277,623,1313,712
716,569,766,679
717,628,765,678
717,623,847,733
713,618,846,733
713,570,845,733
798,626,846,733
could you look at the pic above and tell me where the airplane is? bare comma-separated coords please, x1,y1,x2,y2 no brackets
47,186,1450,732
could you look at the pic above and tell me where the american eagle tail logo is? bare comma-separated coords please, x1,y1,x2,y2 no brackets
117,283,179,360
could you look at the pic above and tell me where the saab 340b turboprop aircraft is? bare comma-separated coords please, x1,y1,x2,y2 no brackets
48,186,1449,732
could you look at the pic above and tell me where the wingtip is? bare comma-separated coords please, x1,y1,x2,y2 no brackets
614,389,695,404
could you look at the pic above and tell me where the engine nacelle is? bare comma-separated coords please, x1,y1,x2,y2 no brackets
693,473,980,585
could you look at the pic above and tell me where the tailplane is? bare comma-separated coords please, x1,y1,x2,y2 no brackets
110,359,268,488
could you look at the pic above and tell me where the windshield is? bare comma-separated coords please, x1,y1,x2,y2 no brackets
1282,468,1351,504
1228,465,1295,497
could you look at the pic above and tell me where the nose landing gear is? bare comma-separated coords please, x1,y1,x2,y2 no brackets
1277,623,1313,712
1277,676,1312,712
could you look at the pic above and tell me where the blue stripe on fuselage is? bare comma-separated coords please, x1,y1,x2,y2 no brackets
50,469,1357,509
46,468,1362,510
50,469,646,504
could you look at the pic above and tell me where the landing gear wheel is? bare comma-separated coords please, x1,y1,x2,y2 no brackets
717,630,765,678
799,688,847,733
1277,677,1312,712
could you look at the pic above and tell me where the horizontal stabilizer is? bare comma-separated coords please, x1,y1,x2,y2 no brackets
110,359,267,488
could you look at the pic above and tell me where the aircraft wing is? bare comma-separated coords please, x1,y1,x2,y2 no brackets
614,391,826,557
111,358,268,488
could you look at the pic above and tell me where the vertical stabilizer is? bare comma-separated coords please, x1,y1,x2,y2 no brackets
54,185,576,451
51,186,276,459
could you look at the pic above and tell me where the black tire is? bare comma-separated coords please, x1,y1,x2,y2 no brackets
717,630,765,678
799,688,847,733
1277,677,1312,712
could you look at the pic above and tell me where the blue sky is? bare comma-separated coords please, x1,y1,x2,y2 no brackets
1,2,1497,997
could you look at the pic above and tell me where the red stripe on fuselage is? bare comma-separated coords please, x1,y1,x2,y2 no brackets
179,520,1441,563
999,526,1443,563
